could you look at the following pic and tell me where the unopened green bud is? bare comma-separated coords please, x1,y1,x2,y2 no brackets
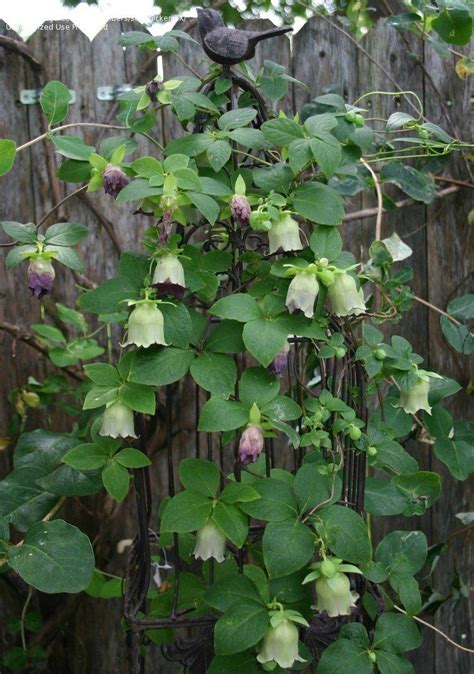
249,402,261,425
318,269,335,287
321,559,337,578
418,129,429,140
367,445,378,457
335,347,346,358
374,348,386,360
345,111,357,123
368,651,377,663
354,114,365,127
348,425,362,441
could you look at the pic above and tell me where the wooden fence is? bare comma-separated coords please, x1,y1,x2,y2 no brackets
0,15,472,674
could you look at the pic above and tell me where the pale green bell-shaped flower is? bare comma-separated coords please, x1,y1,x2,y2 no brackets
99,400,136,439
327,272,366,317
399,376,431,415
123,302,167,349
268,213,303,254
314,572,359,617
152,254,185,286
193,521,226,563
257,619,305,669
285,272,319,318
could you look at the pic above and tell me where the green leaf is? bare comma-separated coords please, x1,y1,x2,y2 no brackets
212,502,248,548
317,638,372,674
373,613,421,653
120,382,155,414
310,225,342,261
207,140,232,172
179,458,220,497
52,135,95,160
243,318,288,367
161,302,192,348
79,277,140,314
293,463,341,512
206,320,245,354
381,161,435,204
214,599,270,655
114,448,150,468
115,178,162,203
56,303,88,333
102,460,130,502
365,478,411,516
44,222,89,246
218,108,258,131
288,138,312,174
253,163,293,194
164,133,213,157
62,443,108,470
292,182,344,225
261,118,304,146
263,519,315,578
228,128,270,150
83,386,118,410
8,520,94,593
198,398,249,432
131,155,163,178
210,294,261,322
446,293,474,321
261,395,302,422
440,315,474,355
390,573,421,615
57,158,91,183
393,471,441,515
375,530,427,575
432,9,472,46
130,347,194,386
240,479,298,522
1,221,37,243
318,505,371,564
0,467,57,532
0,139,16,176
84,363,121,387
187,191,220,225
376,651,415,674
40,81,72,125
310,134,342,178
207,573,263,612
160,490,213,533
207,653,260,674
239,367,280,408
5,244,36,269
220,482,260,505
190,352,237,396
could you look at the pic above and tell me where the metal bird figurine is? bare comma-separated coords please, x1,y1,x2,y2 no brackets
197,8,293,66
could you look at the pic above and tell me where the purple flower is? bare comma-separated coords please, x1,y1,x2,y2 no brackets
145,79,160,102
103,165,130,198
231,194,251,227
271,343,290,377
27,258,55,299
238,424,264,465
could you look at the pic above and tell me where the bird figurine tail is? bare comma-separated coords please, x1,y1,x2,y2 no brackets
256,26,293,40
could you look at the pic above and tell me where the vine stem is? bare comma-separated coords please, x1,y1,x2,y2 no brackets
413,295,464,327
360,160,383,241
36,185,87,228
20,586,33,651
16,122,129,153
393,604,474,654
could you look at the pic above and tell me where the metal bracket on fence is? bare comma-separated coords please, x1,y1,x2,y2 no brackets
96,85,133,101
20,88,76,105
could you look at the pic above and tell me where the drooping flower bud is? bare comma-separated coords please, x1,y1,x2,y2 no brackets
27,258,55,298
257,619,305,670
99,400,136,439
285,272,319,318
123,302,167,349
327,272,366,317
314,572,359,617
145,79,160,102
399,377,431,415
231,194,251,226
193,521,226,563
239,424,264,465
103,165,130,198
268,213,303,255
152,255,186,300
271,343,290,377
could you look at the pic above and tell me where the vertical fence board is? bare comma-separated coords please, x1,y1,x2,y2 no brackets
424,41,473,674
